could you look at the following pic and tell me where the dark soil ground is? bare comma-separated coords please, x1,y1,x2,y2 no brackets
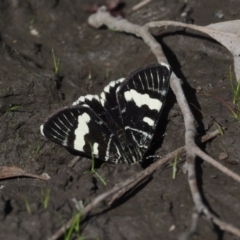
0,1,240,240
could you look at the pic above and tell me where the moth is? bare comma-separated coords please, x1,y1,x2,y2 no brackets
40,63,171,164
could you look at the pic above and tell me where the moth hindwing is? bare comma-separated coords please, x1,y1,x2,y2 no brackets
40,63,171,164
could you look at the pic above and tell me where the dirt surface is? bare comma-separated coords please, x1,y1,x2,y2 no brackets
0,0,240,239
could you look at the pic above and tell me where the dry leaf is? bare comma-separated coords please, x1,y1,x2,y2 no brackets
204,20,240,82
0,166,50,181
147,19,240,81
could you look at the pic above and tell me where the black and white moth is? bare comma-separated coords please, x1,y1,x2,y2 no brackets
40,63,171,164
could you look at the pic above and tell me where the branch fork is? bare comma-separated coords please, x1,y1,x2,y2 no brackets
50,6,240,240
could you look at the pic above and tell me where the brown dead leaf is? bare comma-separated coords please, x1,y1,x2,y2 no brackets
0,166,50,181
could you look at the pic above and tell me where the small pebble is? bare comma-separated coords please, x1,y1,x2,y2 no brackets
196,86,202,92
219,152,228,161
169,225,176,231
215,10,224,19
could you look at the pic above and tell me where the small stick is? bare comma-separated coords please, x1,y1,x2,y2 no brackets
131,0,152,12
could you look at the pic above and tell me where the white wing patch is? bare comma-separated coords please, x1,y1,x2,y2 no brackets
143,117,154,126
101,78,125,106
104,78,125,93
74,113,91,151
93,142,99,155
40,125,45,136
160,62,171,71
72,95,99,106
124,89,162,111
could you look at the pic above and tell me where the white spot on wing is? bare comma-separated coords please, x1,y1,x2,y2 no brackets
93,142,99,155
101,92,106,101
116,85,121,93
104,84,111,93
72,95,99,106
162,76,165,84
160,62,170,71
160,89,167,96
116,78,125,84
40,125,45,136
100,78,125,102
143,117,154,126
124,89,162,111
74,113,91,151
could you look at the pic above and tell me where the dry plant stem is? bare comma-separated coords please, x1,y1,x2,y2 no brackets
49,129,221,240
178,209,199,240
68,156,81,168
195,147,240,183
24,173,50,181
131,0,152,12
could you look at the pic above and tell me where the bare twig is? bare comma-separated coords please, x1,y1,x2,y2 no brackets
178,208,199,240
131,0,152,12
68,156,81,168
195,147,240,183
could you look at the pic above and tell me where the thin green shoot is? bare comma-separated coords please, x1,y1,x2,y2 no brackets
24,196,31,214
229,66,240,121
100,163,107,169
41,188,51,209
89,143,107,186
229,66,240,104
52,48,60,74
172,154,178,179
105,68,110,79
30,16,36,25
64,211,83,240
5,105,22,114
214,95,240,120
215,122,224,135
35,143,41,154
108,27,117,31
